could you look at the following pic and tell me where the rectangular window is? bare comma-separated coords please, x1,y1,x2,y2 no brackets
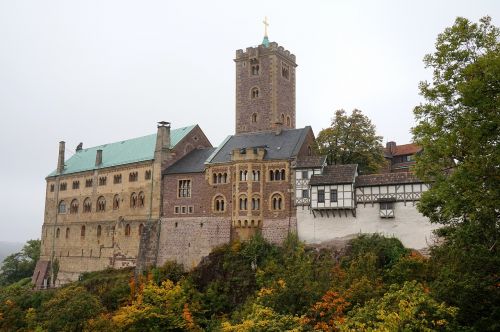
380,202,395,218
330,190,338,202
129,172,138,182
98,177,107,186
145,170,151,180
60,182,67,191
72,181,80,190
178,180,191,197
114,174,122,184
301,170,309,179
302,189,309,198
85,179,93,188
188,206,193,214
174,206,180,214
50,184,55,192
318,189,325,203
181,206,187,214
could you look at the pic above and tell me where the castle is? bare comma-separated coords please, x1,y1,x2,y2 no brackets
32,34,439,288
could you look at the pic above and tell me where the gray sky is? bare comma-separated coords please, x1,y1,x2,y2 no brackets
0,0,498,243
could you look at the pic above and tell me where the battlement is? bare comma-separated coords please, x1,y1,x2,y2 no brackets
235,42,296,64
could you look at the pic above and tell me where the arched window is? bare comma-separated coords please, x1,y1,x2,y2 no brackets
223,173,228,183
65,227,70,239
252,113,257,123
280,169,286,180
252,196,260,210
97,225,102,238
113,194,120,210
269,170,274,181
239,195,248,210
56,228,60,238
251,87,259,99
139,223,144,236
214,195,225,212
125,224,131,236
81,225,86,237
286,116,291,126
271,193,283,211
274,170,281,181
58,201,66,214
97,196,106,212
130,192,137,208
213,173,217,184
308,146,312,156
281,113,285,124
239,170,248,181
252,170,260,181
138,192,145,208
70,199,78,214
217,173,222,183
83,198,92,213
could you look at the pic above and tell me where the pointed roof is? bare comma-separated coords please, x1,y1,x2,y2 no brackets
48,125,196,177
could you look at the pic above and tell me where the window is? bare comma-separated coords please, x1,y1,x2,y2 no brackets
113,194,120,210
405,155,414,162
252,113,257,123
178,180,191,197
286,116,291,126
97,225,102,238
301,171,309,179
129,172,138,182
145,170,151,180
251,87,259,99
83,198,92,213
181,206,187,214
139,223,144,236
50,184,54,192
281,63,290,79
98,176,107,186
56,228,60,238
213,172,228,184
281,113,285,124
330,190,338,202
97,196,106,212
72,181,80,189
114,174,122,184
138,192,145,208
308,146,312,156
380,201,395,218
125,224,131,236
80,225,86,238
65,227,70,239
130,192,137,208
214,195,225,212
239,196,248,210
60,182,67,191
250,58,259,75
252,197,260,210
239,170,248,181
302,189,309,198
318,190,325,203
252,170,260,181
188,206,194,214
269,169,285,181
271,194,283,210
85,179,93,188
58,201,66,214
174,206,180,214
70,199,79,214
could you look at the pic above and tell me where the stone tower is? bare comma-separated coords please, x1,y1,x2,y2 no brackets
234,39,297,134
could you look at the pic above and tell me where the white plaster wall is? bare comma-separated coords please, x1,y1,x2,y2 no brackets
297,203,440,250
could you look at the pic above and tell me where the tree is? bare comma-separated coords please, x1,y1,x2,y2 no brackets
317,109,385,174
412,16,500,330
0,239,40,286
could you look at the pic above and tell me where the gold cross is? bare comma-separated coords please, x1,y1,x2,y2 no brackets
263,16,269,37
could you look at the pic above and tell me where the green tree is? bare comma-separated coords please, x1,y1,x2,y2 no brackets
0,239,40,286
317,109,385,174
412,16,500,330
40,285,104,332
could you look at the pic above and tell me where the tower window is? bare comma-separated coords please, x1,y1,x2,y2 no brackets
251,87,259,99
286,116,291,126
250,58,259,75
252,113,257,123
281,63,290,80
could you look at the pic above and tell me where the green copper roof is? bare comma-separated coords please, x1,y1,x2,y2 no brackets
48,125,196,177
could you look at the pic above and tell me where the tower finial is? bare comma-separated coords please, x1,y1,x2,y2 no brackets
262,16,270,47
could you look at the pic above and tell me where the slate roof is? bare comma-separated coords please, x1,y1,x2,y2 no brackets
309,164,358,185
164,148,217,175
355,172,423,187
206,127,312,164
48,125,196,177
294,155,327,169
385,143,422,157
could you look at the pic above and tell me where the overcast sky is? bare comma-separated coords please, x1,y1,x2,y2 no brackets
0,0,498,243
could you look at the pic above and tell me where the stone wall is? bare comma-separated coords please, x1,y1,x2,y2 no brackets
157,217,231,270
296,203,440,250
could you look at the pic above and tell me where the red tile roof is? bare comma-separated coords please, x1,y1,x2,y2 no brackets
385,143,422,157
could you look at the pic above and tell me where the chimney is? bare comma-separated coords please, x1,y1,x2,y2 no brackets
57,141,65,174
76,142,83,152
274,122,282,136
386,141,396,154
155,121,171,154
95,149,103,166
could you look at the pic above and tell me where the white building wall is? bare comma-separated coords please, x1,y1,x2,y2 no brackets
297,202,440,250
